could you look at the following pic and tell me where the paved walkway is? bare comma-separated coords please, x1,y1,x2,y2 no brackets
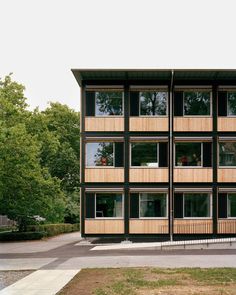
0,232,82,254
1,233,236,294
0,270,80,295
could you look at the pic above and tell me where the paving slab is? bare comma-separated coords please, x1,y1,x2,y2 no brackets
51,255,236,269
0,269,80,295
0,258,57,270
0,232,81,254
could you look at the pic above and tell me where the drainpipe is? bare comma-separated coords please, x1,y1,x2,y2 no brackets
169,70,174,242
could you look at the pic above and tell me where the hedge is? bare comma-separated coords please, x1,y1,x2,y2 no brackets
27,223,80,237
0,231,46,241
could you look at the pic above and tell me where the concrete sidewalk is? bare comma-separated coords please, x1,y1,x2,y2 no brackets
0,269,80,295
0,232,81,254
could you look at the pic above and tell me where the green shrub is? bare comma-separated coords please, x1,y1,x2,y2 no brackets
27,223,80,237
0,226,16,233
0,231,46,241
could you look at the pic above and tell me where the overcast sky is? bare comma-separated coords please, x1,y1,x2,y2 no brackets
1,0,236,111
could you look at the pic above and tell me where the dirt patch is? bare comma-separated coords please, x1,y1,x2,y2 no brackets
0,270,33,290
58,268,236,295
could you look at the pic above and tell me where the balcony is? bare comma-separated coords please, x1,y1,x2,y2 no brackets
174,219,213,234
174,117,212,132
85,220,124,234
85,168,124,182
174,168,213,182
129,219,168,234
129,117,168,132
129,168,168,182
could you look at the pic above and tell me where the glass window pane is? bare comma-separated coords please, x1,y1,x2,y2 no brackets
86,142,114,166
184,91,211,115
228,194,236,217
140,193,167,217
96,194,123,217
140,92,167,116
175,143,201,166
228,92,236,116
95,91,123,116
184,193,210,217
131,143,158,167
219,142,236,166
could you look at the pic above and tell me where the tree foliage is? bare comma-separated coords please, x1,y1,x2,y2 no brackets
0,75,80,229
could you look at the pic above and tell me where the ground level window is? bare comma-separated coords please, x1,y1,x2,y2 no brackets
131,143,158,167
139,193,167,218
96,194,123,218
228,194,236,218
219,142,236,167
184,193,210,218
175,142,202,166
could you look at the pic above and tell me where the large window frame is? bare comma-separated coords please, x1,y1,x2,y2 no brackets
95,193,124,219
182,193,212,219
218,141,236,168
85,142,115,168
183,90,212,117
130,142,159,168
227,92,236,117
94,91,124,117
138,193,168,219
138,91,168,117
174,142,203,168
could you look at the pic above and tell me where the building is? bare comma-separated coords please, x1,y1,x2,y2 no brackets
72,69,236,239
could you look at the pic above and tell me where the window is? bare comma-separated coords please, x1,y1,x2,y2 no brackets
140,193,167,218
228,194,236,218
139,91,167,116
95,91,123,116
96,193,123,218
175,142,202,167
184,193,210,218
86,142,114,167
227,92,236,116
184,91,211,116
219,142,236,167
131,143,158,167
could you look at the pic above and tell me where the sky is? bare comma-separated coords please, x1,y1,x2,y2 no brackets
1,0,236,112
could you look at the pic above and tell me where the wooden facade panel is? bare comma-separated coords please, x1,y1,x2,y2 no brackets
174,117,212,132
218,220,236,234
218,118,236,132
85,117,124,131
174,168,213,183
129,219,168,234
85,220,124,234
85,168,124,182
129,117,168,131
174,219,213,234
218,169,236,182
129,168,168,183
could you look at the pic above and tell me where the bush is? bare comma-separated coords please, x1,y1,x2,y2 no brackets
0,231,46,241
27,223,80,237
0,226,16,233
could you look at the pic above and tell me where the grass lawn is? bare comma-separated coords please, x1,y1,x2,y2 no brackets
58,267,236,295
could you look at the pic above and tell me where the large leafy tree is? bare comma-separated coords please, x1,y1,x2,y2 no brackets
0,75,80,228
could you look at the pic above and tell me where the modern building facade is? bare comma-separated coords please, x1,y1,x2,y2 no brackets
72,69,236,238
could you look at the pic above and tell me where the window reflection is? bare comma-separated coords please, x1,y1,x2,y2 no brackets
140,92,167,116
184,91,211,116
140,193,167,217
219,142,236,166
96,194,123,218
86,142,114,166
95,92,123,116
131,143,158,167
184,193,210,217
175,143,201,167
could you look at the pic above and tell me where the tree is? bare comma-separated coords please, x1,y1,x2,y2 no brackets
0,124,65,231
